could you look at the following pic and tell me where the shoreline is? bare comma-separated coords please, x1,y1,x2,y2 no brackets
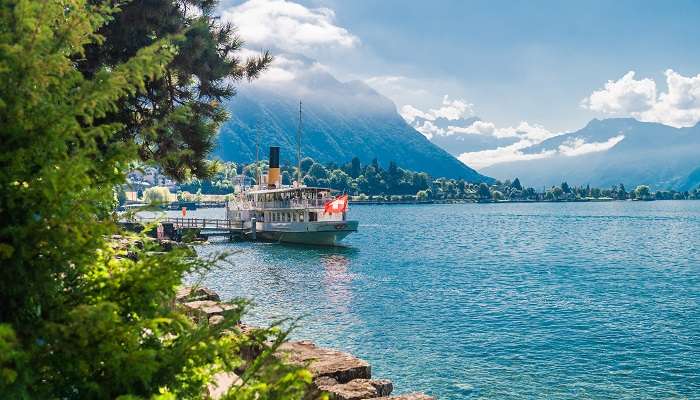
177,285,435,399
120,197,698,211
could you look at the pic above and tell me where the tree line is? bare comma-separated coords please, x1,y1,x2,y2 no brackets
176,157,700,202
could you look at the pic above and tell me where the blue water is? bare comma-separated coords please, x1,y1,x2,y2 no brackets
187,202,700,399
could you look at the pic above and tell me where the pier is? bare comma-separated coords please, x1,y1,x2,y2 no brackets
120,217,249,241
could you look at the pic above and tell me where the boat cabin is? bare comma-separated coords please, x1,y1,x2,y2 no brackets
226,186,346,224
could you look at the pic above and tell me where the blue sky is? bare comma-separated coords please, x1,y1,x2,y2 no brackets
220,0,700,168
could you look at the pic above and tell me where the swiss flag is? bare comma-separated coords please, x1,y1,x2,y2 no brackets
324,195,348,214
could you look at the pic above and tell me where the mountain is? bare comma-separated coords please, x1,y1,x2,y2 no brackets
214,55,491,182
481,118,700,190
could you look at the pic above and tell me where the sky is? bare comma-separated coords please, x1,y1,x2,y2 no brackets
218,0,700,169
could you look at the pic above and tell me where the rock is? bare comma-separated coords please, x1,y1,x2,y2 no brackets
182,300,237,323
317,378,393,400
277,341,371,383
208,315,225,326
176,286,221,303
367,393,434,400
206,371,241,399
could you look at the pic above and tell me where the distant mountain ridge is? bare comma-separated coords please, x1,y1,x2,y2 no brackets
481,118,700,190
214,55,492,183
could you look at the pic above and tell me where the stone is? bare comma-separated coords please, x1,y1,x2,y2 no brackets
366,393,434,400
277,341,371,383
182,300,238,323
316,378,393,400
206,371,241,399
176,286,221,303
208,315,225,326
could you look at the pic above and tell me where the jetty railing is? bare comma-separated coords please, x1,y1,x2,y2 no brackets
137,217,244,230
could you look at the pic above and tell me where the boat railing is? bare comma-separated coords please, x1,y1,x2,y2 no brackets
230,198,332,209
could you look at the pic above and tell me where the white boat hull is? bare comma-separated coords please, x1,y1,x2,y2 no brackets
256,220,358,246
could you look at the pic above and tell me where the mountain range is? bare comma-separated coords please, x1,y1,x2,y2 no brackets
215,55,491,183
480,118,700,190
215,54,699,191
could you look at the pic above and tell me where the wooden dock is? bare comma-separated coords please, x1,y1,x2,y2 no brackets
121,217,249,241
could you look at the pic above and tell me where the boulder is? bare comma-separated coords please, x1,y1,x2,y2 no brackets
182,300,238,324
367,393,434,400
176,286,221,303
206,371,241,399
277,341,371,383
316,378,393,400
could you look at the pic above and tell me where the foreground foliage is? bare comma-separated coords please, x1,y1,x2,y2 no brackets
80,0,272,180
0,1,309,398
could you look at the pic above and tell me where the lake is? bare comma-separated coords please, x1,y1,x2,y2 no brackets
179,201,700,399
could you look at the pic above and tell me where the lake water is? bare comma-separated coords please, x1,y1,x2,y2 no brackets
179,201,700,399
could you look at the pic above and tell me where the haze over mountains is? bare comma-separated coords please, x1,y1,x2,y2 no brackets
480,118,700,190
404,112,700,190
215,54,491,182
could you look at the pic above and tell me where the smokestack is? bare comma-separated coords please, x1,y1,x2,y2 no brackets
268,146,280,188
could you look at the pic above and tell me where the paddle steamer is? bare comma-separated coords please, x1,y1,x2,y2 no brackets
226,146,358,245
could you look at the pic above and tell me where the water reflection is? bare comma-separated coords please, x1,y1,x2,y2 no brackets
322,254,354,312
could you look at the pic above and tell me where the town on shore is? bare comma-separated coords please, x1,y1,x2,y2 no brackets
121,157,700,209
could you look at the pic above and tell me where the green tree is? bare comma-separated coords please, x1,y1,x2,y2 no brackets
561,181,571,194
0,2,309,398
349,156,362,178
143,186,172,204
477,183,491,200
617,183,628,200
635,185,652,200
552,186,564,200
307,163,329,180
300,157,315,176
511,177,522,191
328,169,351,192
79,0,272,180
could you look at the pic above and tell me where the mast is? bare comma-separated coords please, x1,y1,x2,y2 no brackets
296,100,302,185
255,124,261,187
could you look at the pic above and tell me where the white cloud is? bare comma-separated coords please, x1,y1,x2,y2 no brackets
455,123,625,169
398,95,473,124
413,120,443,139
459,133,626,169
458,140,556,169
223,0,359,53
558,135,625,156
582,69,700,128
582,71,656,113
429,96,474,120
448,120,497,136
445,120,555,141
399,104,434,124
453,120,559,169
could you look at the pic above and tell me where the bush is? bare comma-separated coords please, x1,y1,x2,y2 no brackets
0,2,310,398
143,186,173,204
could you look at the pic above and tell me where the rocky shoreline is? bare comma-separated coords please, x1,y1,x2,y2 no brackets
176,285,434,400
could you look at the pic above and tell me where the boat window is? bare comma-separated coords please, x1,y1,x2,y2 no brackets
309,211,317,222
287,212,291,222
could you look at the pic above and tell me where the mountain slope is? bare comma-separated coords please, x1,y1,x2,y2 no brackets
481,118,700,189
214,56,491,182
